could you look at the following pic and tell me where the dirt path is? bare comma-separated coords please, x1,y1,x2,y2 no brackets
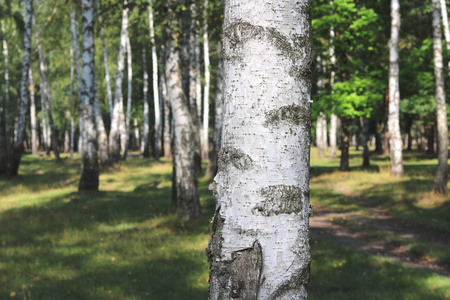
310,184,450,277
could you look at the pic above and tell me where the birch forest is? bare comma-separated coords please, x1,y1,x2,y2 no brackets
0,0,449,299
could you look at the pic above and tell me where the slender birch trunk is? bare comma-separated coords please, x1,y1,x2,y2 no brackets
69,37,75,159
123,34,132,160
109,0,129,164
165,0,201,221
70,5,83,156
79,0,99,191
142,48,151,157
440,0,450,70
161,65,172,158
316,112,327,158
33,16,61,161
206,48,224,178
10,0,33,176
1,20,11,173
207,1,313,298
94,72,110,166
202,0,211,160
432,0,449,194
29,67,38,155
149,0,162,159
388,0,403,176
96,0,113,122
329,114,338,158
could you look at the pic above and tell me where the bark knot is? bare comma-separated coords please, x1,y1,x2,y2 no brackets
218,147,253,171
253,185,307,216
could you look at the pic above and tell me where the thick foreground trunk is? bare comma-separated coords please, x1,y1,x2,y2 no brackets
207,1,313,299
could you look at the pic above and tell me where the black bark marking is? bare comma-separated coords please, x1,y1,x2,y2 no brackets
223,21,314,81
253,185,307,216
268,262,311,300
264,104,310,129
218,147,253,171
206,206,224,262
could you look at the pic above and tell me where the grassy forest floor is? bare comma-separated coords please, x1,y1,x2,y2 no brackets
0,149,449,300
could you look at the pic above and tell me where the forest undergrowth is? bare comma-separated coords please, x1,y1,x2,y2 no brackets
0,149,448,300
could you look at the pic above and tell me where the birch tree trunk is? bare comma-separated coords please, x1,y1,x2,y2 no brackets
122,34,132,160
206,48,224,178
10,0,33,176
94,72,110,166
96,0,113,122
165,0,201,221
1,20,11,172
207,1,313,298
440,0,450,67
362,117,370,168
340,118,350,171
189,2,202,167
34,16,61,161
142,48,151,157
316,112,327,158
388,0,404,176
202,0,211,160
79,0,99,191
69,38,75,159
432,0,449,194
329,114,338,158
109,0,129,164
29,67,38,155
149,0,162,159
161,65,172,158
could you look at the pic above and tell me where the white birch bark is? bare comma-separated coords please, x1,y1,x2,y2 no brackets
79,0,99,191
440,0,450,51
149,0,162,159
69,38,75,159
202,0,211,160
388,0,404,176
109,0,129,163
133,118,140,150
165,0,201,220
207,1,313,298
161,64,172,158
29,67,38,155
316,112,327,158
329,23,338,159
96,0,113,122
123,34,132,160
11,0,33,176
40,92,49,154
94,72,110,166
1,20,11,167
142,48,151,157
432,0,449,194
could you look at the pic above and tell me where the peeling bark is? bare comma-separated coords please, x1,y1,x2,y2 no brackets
207,1,312,299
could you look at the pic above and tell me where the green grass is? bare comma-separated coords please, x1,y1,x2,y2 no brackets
0,150,449,299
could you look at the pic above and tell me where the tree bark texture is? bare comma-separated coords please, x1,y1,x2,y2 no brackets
202,0,211,160
149,0,162,159
142,48,151,157
69,38,75,159
29,67,38,155
1,21,11,174
329,114,338,158
206,48,224,178
207,1,313,299
388,0,403,176
78,0,99,191
316,112,327,158
96,0,114,122
33,16,61,161
109,0,129,164
165,0,202,221
161,64,172,158
10,0,33,176
123,34,132,160
432,0,448,194
94,73,110,166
